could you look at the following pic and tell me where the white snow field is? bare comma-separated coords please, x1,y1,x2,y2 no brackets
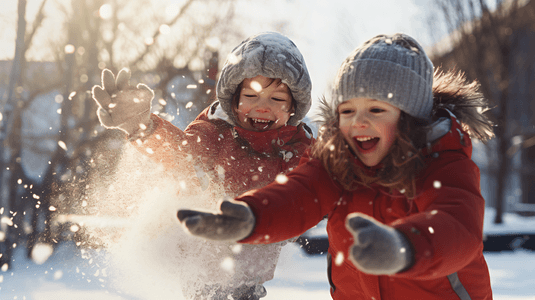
2,208,535,300
1,242,534,300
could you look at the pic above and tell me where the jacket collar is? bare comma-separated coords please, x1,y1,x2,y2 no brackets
233,124,308,154
423,110,472,159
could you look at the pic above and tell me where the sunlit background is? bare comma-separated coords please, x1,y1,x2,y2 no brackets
1,0,535,299
0,0,434,107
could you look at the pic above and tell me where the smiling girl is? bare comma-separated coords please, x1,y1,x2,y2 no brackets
177,33,494,300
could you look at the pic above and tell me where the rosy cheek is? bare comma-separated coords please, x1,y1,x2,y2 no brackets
339,125,350,135
236,102,249,114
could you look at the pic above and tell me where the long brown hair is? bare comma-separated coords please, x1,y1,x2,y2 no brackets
311,68,495,198
311,99,427,198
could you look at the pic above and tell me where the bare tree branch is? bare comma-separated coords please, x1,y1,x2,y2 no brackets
130,0,195,67
24,0,48,55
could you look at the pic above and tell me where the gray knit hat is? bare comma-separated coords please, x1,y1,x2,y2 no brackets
331,33,434,120
216,32,312,126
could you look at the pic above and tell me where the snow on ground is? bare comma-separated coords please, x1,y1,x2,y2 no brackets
484,208,535,235
1,241,535,299
2,207,535,299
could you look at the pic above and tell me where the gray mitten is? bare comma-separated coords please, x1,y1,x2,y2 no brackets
233,284,267,300
345,213,414,275
92,68,154,135
177,199,255,242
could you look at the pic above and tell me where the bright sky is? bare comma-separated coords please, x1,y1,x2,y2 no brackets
1,0,437,107
231,0,436,110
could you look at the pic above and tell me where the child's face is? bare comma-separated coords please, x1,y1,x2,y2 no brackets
338,98,401,167
234,75,293,131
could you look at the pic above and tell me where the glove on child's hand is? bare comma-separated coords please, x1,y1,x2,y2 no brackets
92,68,154,135
232,284,267,300
345,213,414,275
177,199,255,242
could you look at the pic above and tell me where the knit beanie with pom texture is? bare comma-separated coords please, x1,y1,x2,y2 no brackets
331,33,434,121
216,31,312,126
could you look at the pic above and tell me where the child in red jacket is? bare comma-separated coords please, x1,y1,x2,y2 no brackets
177,33,494,300
92,32,314,299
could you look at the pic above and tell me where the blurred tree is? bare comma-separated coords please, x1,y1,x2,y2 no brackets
427,0,535,223
0,0,238,269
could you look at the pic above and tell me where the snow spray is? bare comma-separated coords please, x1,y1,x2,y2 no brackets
81,143,242,299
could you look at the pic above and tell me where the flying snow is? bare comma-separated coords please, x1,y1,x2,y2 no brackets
335,252,345,266
275,174,289,184
79,144,261,299
250,80,263,92
31,243,54,265
54,270,64,280
220,257,235,273
58,140,68,151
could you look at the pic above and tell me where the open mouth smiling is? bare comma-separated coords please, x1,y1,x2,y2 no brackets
248,118,275,130
354,136,380,151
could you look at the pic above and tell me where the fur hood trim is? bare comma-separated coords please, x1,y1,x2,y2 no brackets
316,68,495,142
432,69,494,142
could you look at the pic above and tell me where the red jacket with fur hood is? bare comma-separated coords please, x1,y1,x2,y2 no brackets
236,73,493,300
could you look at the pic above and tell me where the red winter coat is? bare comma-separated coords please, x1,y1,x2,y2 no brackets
183,102,314,196
237,114,492,300
134,102,314,196
134,101,315,287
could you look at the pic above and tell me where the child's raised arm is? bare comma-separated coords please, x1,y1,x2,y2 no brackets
92,68,153,135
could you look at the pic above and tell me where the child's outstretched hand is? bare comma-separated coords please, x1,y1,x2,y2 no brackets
345,213,414,275
177,199,255,242
92,68,154,135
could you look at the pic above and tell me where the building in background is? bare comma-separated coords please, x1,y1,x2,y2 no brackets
428,0,535,217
